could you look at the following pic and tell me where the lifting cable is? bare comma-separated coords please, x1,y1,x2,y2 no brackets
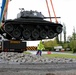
50,0,58,23
45,0,58,23
45,0,52,22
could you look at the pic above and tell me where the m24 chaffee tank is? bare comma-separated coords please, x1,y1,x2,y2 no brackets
0,10,63,40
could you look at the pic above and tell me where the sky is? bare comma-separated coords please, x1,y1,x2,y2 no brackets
0,0,76,43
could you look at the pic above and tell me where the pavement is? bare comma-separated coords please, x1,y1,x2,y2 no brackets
26,50,76,55
26,50,47,55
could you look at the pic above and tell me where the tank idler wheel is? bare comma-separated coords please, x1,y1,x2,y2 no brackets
47,30,54,39
56,26,62,33
22,29,31,39
32,29,39,39
4,23,13,32
12,29,21,39
40,30,47,39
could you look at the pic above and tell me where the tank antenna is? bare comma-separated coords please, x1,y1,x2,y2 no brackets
19,8,24,12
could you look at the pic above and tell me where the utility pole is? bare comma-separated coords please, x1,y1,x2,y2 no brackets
60,33,62,42
73,26,75,40
63,23,66,43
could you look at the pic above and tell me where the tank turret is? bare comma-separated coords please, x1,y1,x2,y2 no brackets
17,10,44,19
0,9,63,40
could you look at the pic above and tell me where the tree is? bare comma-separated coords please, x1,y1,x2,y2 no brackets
43,39,59,51
63,23,66,43
72,27,76,40
67,36,72,42
67,27,76,42
69,40,76,53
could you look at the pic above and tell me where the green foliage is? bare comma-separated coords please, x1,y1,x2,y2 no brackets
43,39,59,51
44,47,54,51
43,54,76,59
44,39,58,47
67,33,76,42
67,30,76,53
23,51,31,54
55,36,59,43
72,49,76,53
62,43,68,50
70,40,76,49
69,40,76,53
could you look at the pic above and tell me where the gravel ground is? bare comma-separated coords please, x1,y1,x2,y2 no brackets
0,52,76,75
0,52,76,64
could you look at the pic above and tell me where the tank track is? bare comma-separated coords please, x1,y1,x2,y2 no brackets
3,18,63,40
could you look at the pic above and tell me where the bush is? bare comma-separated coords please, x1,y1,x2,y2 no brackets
44,47,54,51
72,48,76,53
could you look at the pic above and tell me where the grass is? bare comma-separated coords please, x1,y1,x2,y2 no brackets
64,51,73,53
43,54,76,59
23,51,31,54
23,51,76,59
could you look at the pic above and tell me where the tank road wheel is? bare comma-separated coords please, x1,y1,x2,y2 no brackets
12,29,21,39
22,29,31,39
32,29,39,39
47,30,54,39
40,30,47,39
4,23,13,32
56,26,62,33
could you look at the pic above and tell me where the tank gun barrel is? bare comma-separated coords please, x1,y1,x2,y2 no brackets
44,17,61,19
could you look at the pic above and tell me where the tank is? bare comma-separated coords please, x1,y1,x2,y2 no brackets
0,10,63,40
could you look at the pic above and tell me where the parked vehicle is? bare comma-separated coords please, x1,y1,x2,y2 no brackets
54,46,63,52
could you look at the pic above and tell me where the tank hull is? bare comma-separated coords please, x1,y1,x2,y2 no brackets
2,18,63,40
